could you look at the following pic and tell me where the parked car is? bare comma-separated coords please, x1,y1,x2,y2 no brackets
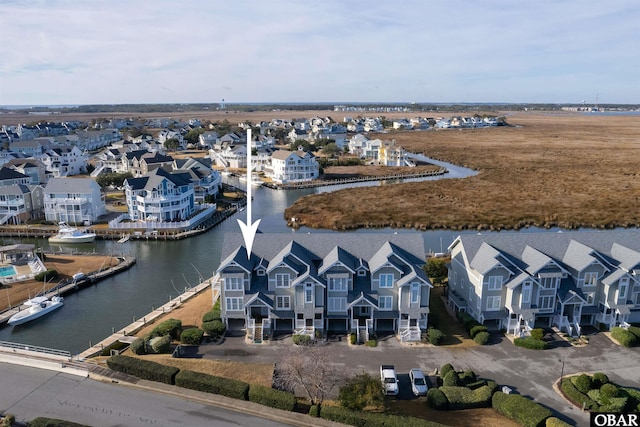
380,365,399,396
409,368,428,396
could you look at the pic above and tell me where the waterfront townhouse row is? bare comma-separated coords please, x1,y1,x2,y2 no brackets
216,233,432,344
447,230,640,338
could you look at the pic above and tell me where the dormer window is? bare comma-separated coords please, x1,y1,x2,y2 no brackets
256,268,265,276
357,269,366,277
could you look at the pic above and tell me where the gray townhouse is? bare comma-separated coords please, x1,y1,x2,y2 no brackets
216,233,432,344
447,230,640,338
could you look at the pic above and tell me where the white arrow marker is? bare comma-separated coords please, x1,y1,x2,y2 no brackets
237,128,261,257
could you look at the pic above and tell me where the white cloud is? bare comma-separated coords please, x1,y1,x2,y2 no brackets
0,0,638,105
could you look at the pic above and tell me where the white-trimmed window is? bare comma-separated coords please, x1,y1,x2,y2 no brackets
275,273,290,288
486,296,501,311
379,274,394,288
539,295,555,310
583,272,598,287
328,297,347,312
411,284,420,304
276,295,291,310
224,277,243,291
618,277,629,302
521,281,532,304
305,283,313,304
357,269,366,277
540,276,559,290
225,297,243,311
487,276,503,291
329,277,348,292
256,268,265,276
378,296,393,310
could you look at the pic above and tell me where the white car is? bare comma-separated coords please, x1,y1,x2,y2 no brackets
409,368,428,396
380,365,399,396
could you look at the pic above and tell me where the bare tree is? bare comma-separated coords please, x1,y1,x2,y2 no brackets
274,344,345,406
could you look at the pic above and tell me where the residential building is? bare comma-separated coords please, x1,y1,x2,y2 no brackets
43,178,106,224
172,157,221,203
40,146,88,177
9,139,47,157
128,152,174,177
0,167,31,187
447,230,640,338
4,159,48,184
267,148,319,184
216,233,432,343
0,184,44,225
378,140,412,167
124,168,195,222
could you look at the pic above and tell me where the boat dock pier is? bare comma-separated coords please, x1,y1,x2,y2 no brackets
0,255,136,326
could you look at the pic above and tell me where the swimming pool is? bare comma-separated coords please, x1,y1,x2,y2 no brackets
0,265,17,277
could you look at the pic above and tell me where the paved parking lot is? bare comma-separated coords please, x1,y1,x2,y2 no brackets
197,329,640,426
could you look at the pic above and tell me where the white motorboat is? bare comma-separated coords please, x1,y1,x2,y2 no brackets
8,296,64,326
48,222,96,244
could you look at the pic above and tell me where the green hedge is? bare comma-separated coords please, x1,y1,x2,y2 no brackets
560,378,599,411
319,405,446,427
151,318,182,340
492,391,552,427
248,384,296,411
202,319,226,339
611,327,638,347
427,388,449,410
443,370,460,387
309,405,319,417
292,334,311,345
148,335,172,354
34,269,58,282
545,417,573,427
530,328,545,340
627,326,640,338
514,336,549,350
28,418,91,427
571,374,592,394
107,355,179,385
175,369,249,400
202,309,221,323
439,385,493,409
469,325,488,338
473,331,490,345
180,328,204,345
440,363,454,379
592,372,609,388
428,328,444,345
131,337,146,355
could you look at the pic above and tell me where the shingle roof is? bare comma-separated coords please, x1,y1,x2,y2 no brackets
0,167,28,181
44,177,98,193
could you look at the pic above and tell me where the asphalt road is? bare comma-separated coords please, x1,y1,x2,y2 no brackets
0,363,293,427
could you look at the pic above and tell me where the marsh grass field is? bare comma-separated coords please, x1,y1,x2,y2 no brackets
285,112,640,230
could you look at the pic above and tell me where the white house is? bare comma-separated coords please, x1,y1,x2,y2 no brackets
267,148,319,184
39,146,88,177
43,178,106,224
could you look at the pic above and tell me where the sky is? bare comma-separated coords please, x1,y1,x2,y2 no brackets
1,0,639,106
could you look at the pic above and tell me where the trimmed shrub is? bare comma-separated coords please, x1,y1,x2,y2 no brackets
545,417,573,427
292,334,311,346
202,309,221,323
440,363,454,379
148,335,172,354
28,418,90,427
202,320,226,339
461,370,477,384
469,325,488,338
486,380,498,392
365,339,377,347
530,328,545,340
175,369,249,400
338,373,383,411
107,355,179,385
627,325,640,338
443,370,460,387
309,405,319,417
611,327,638,347
130,337,146,355
427,388,449,410
428,328,444,345
514,336,549,350
560,378,599,411
319,405,445,427
180,328,204,345
474,331,490,345
572,374,592,394
440,385,493,409
492,391,552,427
600,383,620,398
248,384,296,411
592,372,609,388
349,333,357,345
151,318,182,340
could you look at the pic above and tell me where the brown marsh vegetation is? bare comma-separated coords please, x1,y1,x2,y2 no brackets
285,112,640,231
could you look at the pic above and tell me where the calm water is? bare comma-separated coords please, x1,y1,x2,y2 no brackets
0,162,548,354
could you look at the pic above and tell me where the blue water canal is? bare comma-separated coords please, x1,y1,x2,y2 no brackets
0,159,565,354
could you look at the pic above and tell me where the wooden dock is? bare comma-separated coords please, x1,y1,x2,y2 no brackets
0,255,136,326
